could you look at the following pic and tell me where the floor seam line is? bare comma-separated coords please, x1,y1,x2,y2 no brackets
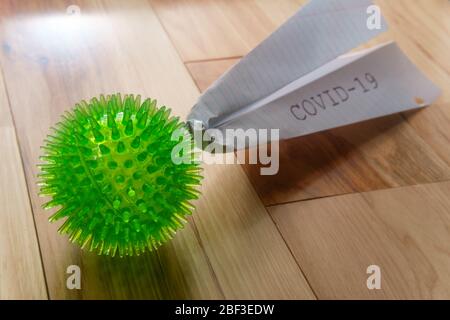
0,62,51,300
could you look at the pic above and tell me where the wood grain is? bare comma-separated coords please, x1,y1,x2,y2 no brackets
0,66,47,299
0,0,314,299
150,0,307,62
178,0,450,300
269,180,450,299
182,0,450,205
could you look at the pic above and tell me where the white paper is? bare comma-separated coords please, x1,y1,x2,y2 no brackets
215,42,441,147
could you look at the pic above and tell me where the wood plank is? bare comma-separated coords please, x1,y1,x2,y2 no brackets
0,66,47,299
195,163,315,299
377,0,450,168
269,180,450,299
0,0,314,299
376,0,450,104
150,0,306,62
186,58,240,92
184,0,450,205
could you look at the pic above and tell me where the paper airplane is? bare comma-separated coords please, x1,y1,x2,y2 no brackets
187,0,441,148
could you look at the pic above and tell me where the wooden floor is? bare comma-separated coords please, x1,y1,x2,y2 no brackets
0,0,449,299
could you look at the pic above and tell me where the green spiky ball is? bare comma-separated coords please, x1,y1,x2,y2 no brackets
38,94,202,257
